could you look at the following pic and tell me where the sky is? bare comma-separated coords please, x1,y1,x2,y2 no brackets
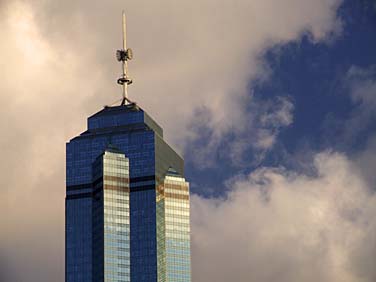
1,0,376,281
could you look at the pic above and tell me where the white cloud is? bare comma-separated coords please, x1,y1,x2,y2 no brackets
27,0,342,150
0,0,344,281
192,152,376,282
346,66,376,190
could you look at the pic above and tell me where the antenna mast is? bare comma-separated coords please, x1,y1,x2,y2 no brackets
116,11,133,105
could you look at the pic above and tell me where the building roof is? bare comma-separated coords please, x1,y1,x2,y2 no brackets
85,104,163,137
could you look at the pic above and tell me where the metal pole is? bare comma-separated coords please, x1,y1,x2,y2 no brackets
122,11,128,102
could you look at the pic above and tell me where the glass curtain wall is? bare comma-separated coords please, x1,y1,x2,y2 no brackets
93,149,130,282
157,169,191,282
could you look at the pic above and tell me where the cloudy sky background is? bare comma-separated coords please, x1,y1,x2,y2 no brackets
1,0,376,281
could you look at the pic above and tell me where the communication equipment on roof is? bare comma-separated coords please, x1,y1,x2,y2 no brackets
116,11,134,106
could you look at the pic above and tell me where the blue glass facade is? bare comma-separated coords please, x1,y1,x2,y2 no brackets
65,104,190,282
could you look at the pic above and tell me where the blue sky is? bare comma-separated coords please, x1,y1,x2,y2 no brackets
186,0,376,196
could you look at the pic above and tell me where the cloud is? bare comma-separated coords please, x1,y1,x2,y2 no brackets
0,0,344,281
329,65,376,145
187,95,294,168
354,134,376,190
27,0,342,150
191,151,376,282
344,65,376,137
345,65,376,190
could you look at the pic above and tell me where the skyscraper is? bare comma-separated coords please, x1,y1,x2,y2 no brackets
65,12,191,282
66,104,191,282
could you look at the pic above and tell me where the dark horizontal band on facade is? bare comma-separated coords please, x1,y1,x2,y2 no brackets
67,176,157,198
67,175,152,191
67,190,188,200
66,192,92,200
93,185,102,197
68,185,155,200
66,183,92,191
93,177,103,187
130,175,155,183
131,184,155,192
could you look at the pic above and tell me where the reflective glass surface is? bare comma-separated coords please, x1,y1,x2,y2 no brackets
66,105,190,282
157,172,191,282
103,151,130,281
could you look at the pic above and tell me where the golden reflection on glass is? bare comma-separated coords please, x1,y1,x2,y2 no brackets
157,171,191,282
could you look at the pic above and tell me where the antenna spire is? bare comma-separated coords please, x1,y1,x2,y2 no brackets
116,11,133,105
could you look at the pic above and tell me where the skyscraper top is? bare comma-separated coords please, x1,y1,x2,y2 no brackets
83,104,164,137
116,11,133,106
66,12,190,282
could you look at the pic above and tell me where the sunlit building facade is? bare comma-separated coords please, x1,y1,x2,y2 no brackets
157,169,191,282
92,148,130,281
65,104,191,282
